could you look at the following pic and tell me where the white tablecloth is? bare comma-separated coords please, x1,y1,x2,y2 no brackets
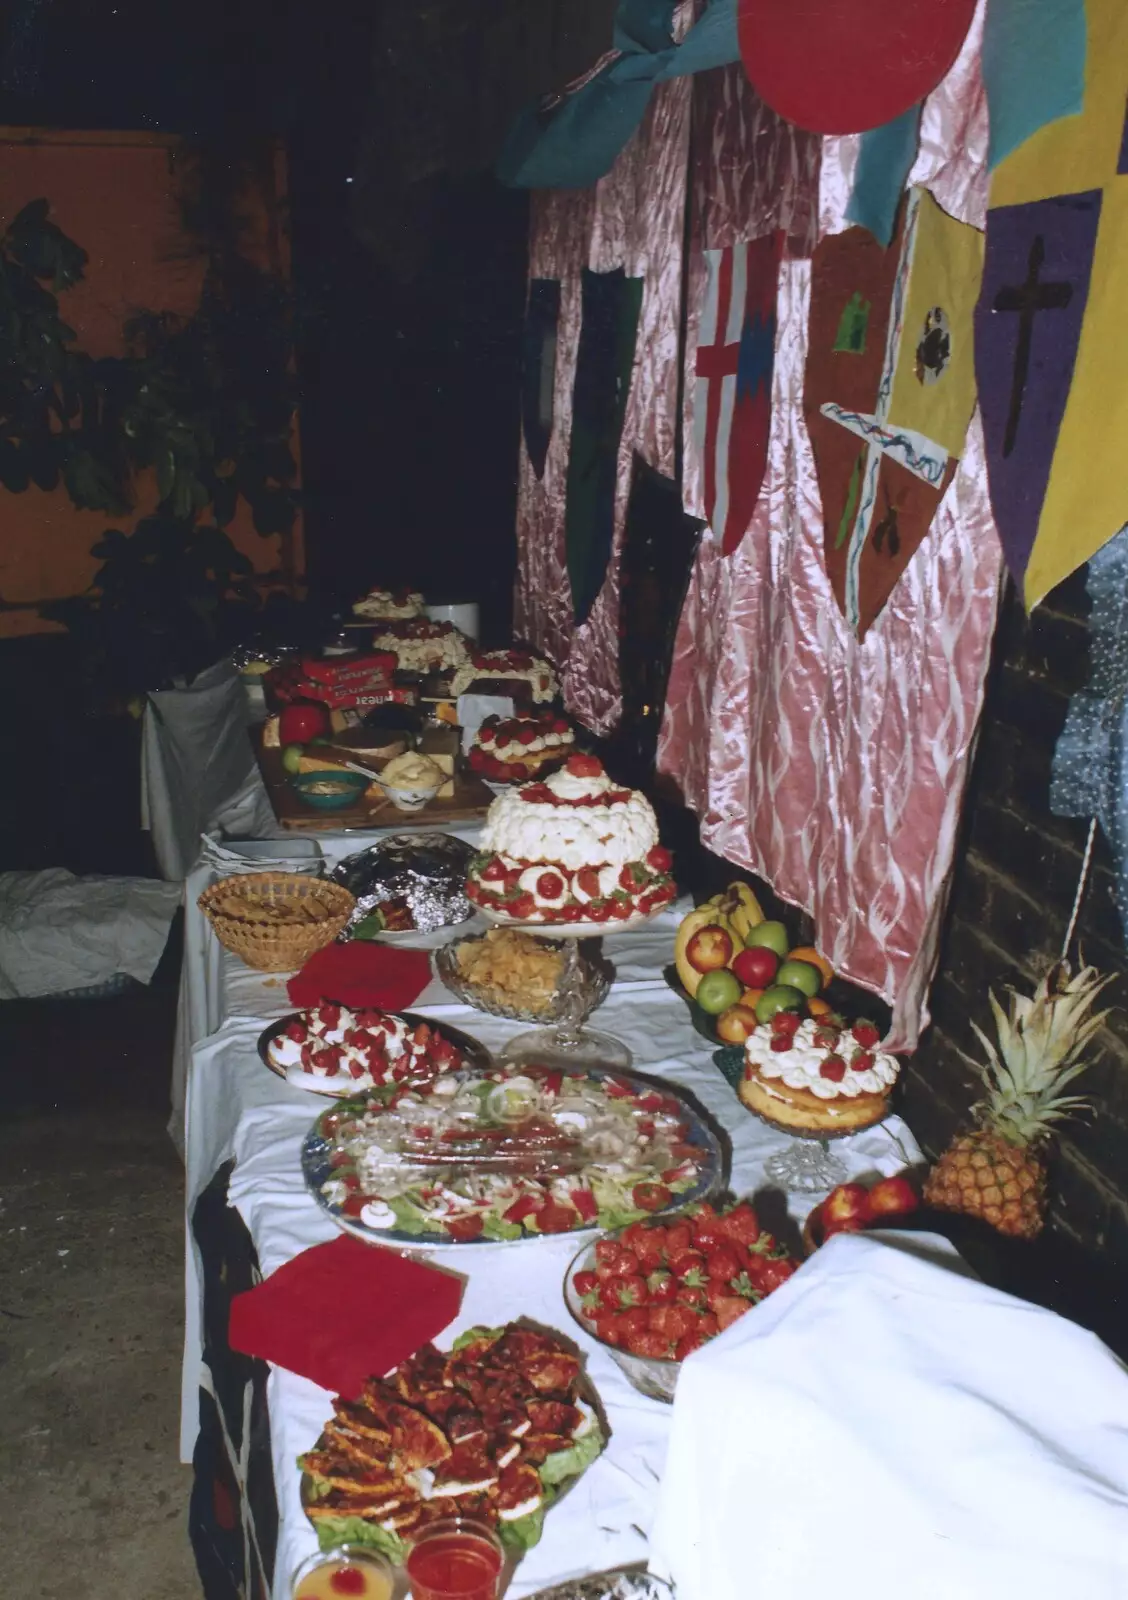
0,869,180,999
179,868,920,1593
652,1229,1128,1600
142,656,277,881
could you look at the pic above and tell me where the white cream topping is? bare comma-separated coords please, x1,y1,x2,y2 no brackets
352,589,424,619
479,780,659,871
745,1018,900,1100
449,652,559,701
545,768,612,801
372,628,469,672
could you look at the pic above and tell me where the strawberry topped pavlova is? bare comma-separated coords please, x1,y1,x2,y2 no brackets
267,1004,464,1094
465,755,676,924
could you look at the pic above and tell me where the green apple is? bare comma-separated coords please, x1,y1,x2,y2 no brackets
281,743,304,775
743,920,790,958
695,968,743,1015
754,984,807,1023
776,959,822,998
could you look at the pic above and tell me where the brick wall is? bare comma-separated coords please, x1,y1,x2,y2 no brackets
900,568,1128,1269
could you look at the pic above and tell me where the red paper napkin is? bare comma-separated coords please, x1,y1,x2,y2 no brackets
287,941,432,1011
229,1235,464,1396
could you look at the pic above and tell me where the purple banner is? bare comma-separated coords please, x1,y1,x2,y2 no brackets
974,190,1101,584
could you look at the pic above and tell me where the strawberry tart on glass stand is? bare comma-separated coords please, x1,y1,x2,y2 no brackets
464,754,677,1070
739,1012,901,1191
466,709,575,784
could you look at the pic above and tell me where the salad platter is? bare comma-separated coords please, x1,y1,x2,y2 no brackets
258,1006,491,1097
301,1062,724,1246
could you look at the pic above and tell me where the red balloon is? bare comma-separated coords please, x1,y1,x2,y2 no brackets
737,0,976,135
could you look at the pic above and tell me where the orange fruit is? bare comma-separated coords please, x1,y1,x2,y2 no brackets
787,945,833,987
808,996,833,1018
739,988,765,1009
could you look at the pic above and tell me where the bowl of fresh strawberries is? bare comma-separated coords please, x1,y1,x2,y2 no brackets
563,1200,801,1402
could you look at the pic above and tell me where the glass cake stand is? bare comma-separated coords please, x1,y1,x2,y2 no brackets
743,1104,864,1193
478,905,660,1071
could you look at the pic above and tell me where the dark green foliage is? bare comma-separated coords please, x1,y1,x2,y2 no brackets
0,199,301,699
41,515,259,698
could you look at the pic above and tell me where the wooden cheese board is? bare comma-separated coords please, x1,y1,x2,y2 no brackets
252,735,495,833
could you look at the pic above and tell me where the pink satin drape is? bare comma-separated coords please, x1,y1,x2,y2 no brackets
658,3,1004,1051
513,11,694,734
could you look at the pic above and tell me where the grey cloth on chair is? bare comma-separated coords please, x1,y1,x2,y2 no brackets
0,870,181,1000
141,656,277,881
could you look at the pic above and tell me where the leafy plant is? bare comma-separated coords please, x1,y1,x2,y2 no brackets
114,257,299,534
0,198,129,512
0,198,301,700
42,515,260,700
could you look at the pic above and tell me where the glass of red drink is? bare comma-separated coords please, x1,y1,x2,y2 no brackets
404,1517,504,1600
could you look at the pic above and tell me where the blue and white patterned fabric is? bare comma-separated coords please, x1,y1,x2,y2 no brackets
1050,523,1128,942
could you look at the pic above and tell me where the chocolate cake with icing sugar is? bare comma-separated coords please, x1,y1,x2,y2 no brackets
449,648,558,704
466,755,676,924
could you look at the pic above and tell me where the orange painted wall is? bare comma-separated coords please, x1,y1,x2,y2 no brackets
0,130,303,638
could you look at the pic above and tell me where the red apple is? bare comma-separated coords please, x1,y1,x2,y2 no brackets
821,1183,872,1226
732,945,779,989
822,1215,867,1240
867,1176,919,1217
279,700,330,744
685,924,735,973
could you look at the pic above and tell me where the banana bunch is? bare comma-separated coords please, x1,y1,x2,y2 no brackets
673,881,764,997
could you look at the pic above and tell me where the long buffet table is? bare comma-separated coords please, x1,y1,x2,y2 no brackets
178,821,922,1598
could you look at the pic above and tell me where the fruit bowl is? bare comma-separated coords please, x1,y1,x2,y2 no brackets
664,963,716,1030
564,1235,681,1403
563,1203,801,1404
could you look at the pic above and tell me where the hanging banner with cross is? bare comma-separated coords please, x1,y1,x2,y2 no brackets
804,187,984,635
974,0,1128,610
693,231,784,556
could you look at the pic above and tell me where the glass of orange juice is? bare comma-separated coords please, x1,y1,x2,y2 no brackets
291,1545,394,1600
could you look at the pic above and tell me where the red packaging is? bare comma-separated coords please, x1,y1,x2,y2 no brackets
301,652,398,684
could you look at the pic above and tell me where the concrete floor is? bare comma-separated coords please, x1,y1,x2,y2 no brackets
0,971,201,1598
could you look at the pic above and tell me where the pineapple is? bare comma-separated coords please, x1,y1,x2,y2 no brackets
923,961,1114,1239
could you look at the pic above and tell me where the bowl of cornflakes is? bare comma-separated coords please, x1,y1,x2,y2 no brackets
435,927,611,1021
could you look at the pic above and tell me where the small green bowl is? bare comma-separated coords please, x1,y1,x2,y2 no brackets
288,769,370,810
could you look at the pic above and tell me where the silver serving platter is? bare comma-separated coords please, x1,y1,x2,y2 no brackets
301,1065,725,1248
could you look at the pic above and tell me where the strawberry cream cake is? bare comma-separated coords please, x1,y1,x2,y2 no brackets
371,619,470,674
465,754,676,923
449,648,559,703
739,1015,900,1133
467,710,575,782
352,586,425,620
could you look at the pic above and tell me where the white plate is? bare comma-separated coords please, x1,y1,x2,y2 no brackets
477,903,663,939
